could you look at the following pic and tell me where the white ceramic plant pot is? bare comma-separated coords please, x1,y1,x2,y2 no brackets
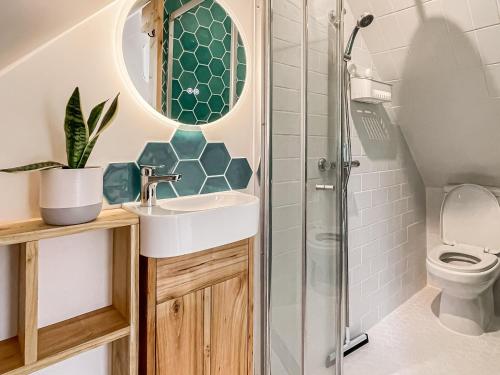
40,167,103,226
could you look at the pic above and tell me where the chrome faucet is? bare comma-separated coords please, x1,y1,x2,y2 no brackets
140,165,182,207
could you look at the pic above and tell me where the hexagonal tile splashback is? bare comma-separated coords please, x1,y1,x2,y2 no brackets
103,130,253,204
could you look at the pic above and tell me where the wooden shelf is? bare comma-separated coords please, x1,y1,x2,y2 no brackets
38,306,129,362
0,209,139,374
0,209,138,246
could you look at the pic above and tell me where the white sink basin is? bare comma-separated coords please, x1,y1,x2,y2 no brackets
124,191,259,258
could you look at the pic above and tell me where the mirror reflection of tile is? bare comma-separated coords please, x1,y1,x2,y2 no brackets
103,130,252,204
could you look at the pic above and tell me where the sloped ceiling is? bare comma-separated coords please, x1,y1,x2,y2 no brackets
348,0,500,188
0,0,115,71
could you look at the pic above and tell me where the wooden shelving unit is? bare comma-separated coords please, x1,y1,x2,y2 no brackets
0,209,139,375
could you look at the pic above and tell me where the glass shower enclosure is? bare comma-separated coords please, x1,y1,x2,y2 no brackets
262,0,346,374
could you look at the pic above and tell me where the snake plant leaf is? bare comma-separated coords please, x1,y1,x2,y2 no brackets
76,93,120,168
64,87,89,169
0,161,65,173
87,100,107,136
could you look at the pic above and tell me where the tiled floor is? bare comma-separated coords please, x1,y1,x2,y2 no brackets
344,287,500,375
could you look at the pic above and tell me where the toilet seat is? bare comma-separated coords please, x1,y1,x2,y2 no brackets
429,244,498,273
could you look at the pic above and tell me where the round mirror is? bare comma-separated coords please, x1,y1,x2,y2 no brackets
122,0,247,126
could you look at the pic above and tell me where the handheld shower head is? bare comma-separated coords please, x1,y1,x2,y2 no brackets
344,12,375,61
357,13,374,28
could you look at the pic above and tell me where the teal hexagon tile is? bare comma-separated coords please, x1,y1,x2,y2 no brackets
179,110,197,125
173,21,183,39
179,71,197,89
171,99,182,117
225,158,252,189
195,6,212,27
195,47,211,66
194,102,210,122
208,95,224,112
180,32,197,52
171,130,207,159
173,59,183,77
172,79,182,97
223,17,231,33
180,51,198,72
173,160,207,196
195,27,211,46
196,84,211,101
210,22,226,40
237,63,246,81
137,142,179,174
179,91,196,110
200,143,231,176
209,40,225,58
210,2,226,22
173,38,183,58
208,76,224,95
201,176,230,194
157,182,178,199
195,64,211,83
223,34,231,50
209,59,225,76
180,13,198,33
103,163,141,204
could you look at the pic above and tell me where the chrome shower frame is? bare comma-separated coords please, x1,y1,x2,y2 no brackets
261,0,346,374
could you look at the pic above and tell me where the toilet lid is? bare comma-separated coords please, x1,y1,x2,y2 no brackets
441,184,500,251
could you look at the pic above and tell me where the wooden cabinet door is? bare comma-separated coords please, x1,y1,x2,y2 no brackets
155,273,248,375
210,273,248,375
156,291,205,375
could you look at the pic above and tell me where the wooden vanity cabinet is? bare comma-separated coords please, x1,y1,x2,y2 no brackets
140,238,254,375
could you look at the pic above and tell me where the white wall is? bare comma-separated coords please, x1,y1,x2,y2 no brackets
0,0,258,372
349,0,500,188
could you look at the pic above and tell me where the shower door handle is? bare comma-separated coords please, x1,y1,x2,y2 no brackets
344,160,360,168
315,184,335,191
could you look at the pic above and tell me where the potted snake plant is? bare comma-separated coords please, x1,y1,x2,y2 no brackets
0,87,119,225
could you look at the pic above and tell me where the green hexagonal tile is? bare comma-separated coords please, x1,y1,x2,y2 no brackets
171,130,207,159
200,143,231,176
180,12,198,33
208,76,224,95
208,95,224,112
195,27,211,46
173,38,184,59
171,99,182,118
223,17,232,33
172,79,182,98
210,21,226,40
196,83,211,102
103,163,141,204
180,32,197,52
157,182,178,199
222,52,230,68
173,59,183,77
137,143,179,174
173,160,207,196
179,91,197,110
237,63,246,81
225,158,252,189
166,0,183,13
210,2,226,22
209,58,225,76
209,40,225,58
179,71,197,89
195,6,213,28
222,34,231,50
194,102,210,122
195,64,211,83
179,51,198,72
201,176,230,194
179,110,197,125
237,81,245,97
195,46,211,65
173,21,183,39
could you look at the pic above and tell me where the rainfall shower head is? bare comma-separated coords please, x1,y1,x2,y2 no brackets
344,12,374,61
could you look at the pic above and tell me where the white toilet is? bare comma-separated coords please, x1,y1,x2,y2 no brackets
427,184,500,335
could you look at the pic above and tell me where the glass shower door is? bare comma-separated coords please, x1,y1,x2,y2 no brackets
267,0,345,374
